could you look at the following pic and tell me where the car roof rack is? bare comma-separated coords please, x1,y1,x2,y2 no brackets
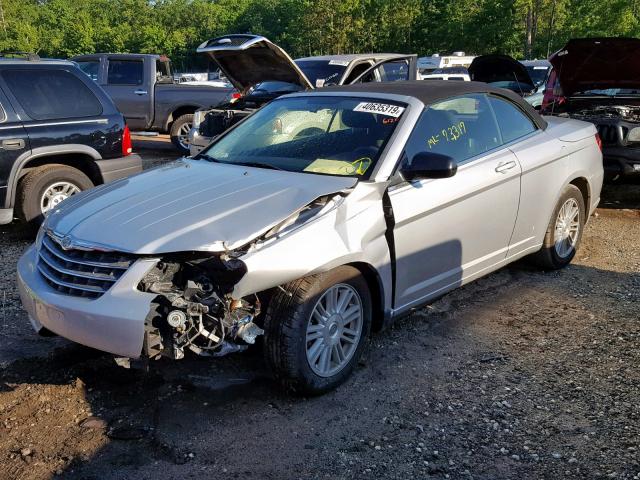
0,51,40,61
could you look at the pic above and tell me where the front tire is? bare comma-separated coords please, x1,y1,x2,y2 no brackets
170,114,194,154
263,266,372,395
531,184,585,269
17,164,93,225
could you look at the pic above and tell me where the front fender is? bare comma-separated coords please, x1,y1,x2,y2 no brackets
232,182,393,314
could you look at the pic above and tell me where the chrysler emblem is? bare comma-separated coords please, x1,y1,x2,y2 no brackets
60,236,73,250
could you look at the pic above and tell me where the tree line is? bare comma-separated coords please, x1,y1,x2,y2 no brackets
1,0,639,72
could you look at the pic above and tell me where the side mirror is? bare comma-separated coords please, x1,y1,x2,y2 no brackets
402,152,457,180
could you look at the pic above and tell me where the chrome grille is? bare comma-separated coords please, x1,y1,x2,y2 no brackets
37,235,135,299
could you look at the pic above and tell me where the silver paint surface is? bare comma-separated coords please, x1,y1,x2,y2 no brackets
17,89,604,358
44,159,356,254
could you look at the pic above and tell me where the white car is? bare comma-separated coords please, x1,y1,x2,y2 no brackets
18,81,603,394
421,67,470,81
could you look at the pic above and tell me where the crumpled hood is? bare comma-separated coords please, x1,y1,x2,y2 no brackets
197,34,313,91
45,160,356,254
549,37,640,96
469,54,535,92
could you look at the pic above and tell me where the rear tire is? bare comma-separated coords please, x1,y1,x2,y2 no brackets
170,114,194,154
531,184,585,270
17,164,93,226
263,266,372,395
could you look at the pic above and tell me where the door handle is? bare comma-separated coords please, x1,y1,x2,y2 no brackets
495,160,517,173
1,138,25,150
134,89,148,95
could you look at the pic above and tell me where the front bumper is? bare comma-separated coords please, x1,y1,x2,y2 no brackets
602,146,640,178
95,154,143,183
17,244,158,358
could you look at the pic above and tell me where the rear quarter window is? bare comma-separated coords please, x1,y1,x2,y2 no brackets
2,69,103,120
488,96,536,143
77,61,100,81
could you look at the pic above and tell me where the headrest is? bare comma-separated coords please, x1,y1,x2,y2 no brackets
341,109,379,129
423,108,456,127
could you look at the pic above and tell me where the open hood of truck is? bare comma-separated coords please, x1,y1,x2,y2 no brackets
44,159,356,254
549,37,640,96
468,54,535,93
197,34,313,92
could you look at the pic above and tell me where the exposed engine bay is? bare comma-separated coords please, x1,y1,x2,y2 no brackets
554,98,640,148
138,252,264,360
198,107,255,138
197,93,275,138
565,104,640,123
135,194,342,361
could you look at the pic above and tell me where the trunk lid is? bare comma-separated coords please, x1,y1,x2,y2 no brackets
197,34,313,91
544,115,597,142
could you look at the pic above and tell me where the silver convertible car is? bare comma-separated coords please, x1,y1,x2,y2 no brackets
17,81,603,394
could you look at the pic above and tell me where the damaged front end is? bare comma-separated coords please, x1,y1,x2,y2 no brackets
138,252,264,360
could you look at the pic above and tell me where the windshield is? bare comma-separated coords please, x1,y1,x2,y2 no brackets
525,65,550,87
488,80,534,94
574,88,640,97
295,60,347,87
77,61,99,81
199,96,406,178
248,81,304,96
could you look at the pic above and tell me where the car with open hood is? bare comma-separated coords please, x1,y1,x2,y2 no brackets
520,59,552,109
541,37,640,179
18,80,603,394
469,54,540,105
187,34,417,155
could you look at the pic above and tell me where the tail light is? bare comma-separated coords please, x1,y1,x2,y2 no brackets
230,92,242,103
595,133,602,151
122,124,132,156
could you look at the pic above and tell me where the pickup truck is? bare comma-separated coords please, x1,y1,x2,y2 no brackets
72,53,234,152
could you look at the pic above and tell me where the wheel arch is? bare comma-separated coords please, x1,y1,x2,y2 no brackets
568,176,590,214
5,145,102,208
345,261,386,332
165,105,198,131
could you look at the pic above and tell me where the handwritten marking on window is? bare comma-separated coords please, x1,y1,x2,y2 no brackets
428,121,467,149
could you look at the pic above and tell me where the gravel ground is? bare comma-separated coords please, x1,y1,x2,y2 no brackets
0,140,638,480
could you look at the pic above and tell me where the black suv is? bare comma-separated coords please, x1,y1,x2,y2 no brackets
0,56,142,225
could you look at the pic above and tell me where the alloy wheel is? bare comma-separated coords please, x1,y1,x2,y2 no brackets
305,283,363,378
40,181,81,215
177,122,192,150
553,198,580,258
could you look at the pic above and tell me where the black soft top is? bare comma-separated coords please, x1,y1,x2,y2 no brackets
323,80,547,130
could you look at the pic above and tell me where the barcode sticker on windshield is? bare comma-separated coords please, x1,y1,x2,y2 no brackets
354,102,405,117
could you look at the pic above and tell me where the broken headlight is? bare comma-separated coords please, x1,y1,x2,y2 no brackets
262,194,344,241
138,253,263,360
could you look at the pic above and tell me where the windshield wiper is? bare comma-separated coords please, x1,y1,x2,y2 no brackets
194,154,285,171
235,161,285,171
192,153,223,163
